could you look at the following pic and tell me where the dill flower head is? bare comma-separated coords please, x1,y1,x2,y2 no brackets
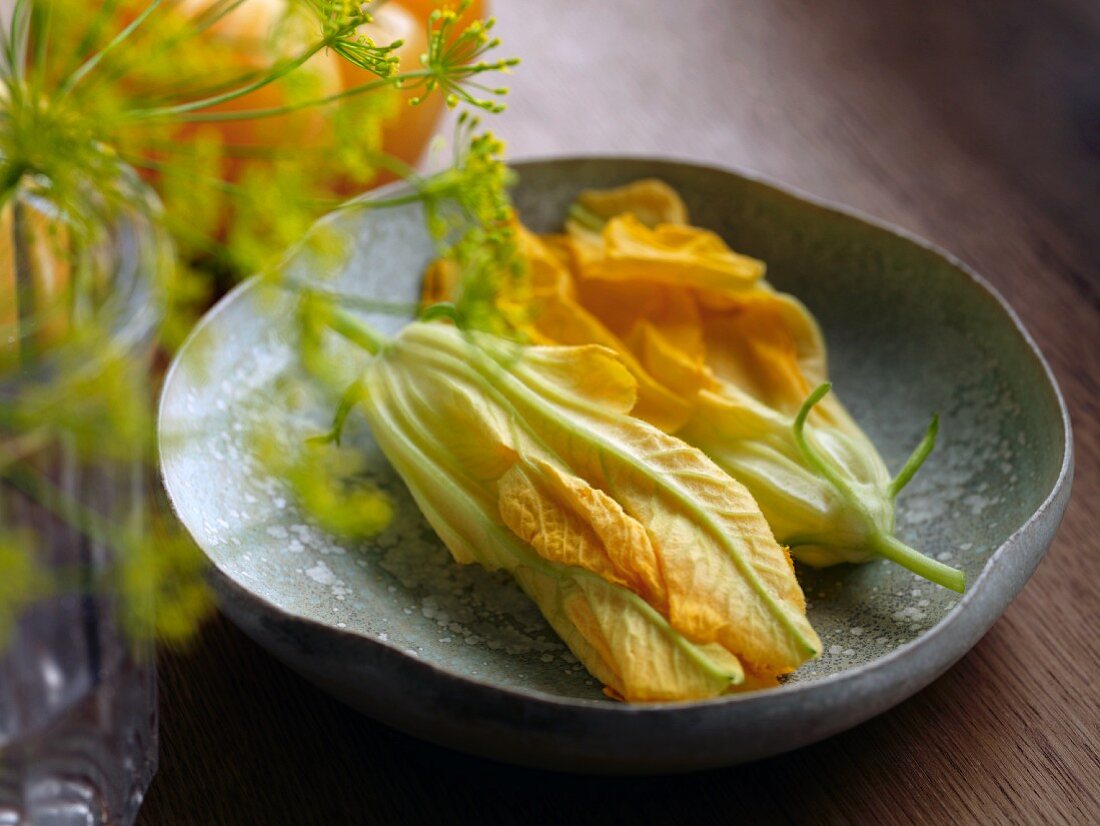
2,0,514,278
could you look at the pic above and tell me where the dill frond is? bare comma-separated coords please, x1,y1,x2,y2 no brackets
0,0,520,646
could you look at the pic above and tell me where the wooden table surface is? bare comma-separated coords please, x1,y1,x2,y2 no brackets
139,1,1100,822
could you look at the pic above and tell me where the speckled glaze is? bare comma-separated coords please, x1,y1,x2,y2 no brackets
158,158,1073,773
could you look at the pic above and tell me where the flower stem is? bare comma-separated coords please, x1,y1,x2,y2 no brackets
58,0,166,96
125,32,336,121
281,280,417,317
869,532,966,593
794,384,966,592
325,307,389,356
2,0,31,82
888,414,939,500
792,383,853,499
168,72,429,124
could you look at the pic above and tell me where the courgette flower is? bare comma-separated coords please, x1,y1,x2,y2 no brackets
324,311,820,701
426,180,964,592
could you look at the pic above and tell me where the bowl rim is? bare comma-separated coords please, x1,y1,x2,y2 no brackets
158,154,1075,719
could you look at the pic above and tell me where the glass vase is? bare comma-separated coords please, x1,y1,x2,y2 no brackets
0,162,169,826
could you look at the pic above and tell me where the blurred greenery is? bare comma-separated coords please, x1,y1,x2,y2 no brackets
0,0,518,647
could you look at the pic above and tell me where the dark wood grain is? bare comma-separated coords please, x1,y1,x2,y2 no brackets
139,1,1100,823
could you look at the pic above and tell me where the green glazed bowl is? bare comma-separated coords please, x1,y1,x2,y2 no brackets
158,158,1073,772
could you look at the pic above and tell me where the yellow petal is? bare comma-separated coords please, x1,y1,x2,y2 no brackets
535,233,579,271
579,214,765,293
514,565,744,703
365,333,755,701
594,422,815,674
699,288,857,431
502,353,820,674
572,277,710,402
522,291,697,431
422,226,710,432
499,456,666,610
515,225,572,293
515,344,638,416
632,318,713,401
564,179,690,245
363,321,819,694
523,233,707,431
421,257,458,308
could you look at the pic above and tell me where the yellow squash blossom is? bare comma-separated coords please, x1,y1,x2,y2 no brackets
323,310,821,701
426,180,964,592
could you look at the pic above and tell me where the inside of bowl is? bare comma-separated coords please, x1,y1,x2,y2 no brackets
160,160,1066,702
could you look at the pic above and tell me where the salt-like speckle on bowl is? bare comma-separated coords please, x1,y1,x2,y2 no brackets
160,159,1068,753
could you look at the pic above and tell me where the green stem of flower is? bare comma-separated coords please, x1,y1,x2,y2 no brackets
793,383,965,592
58,0,166,96
307,379,365,447
325,307,389,356
0,160,27,207
11,200,38,367
30,0,52,83
888,414,939,500
124,30,341,121
869,532,966,593
567,203,607,233
2,0,30,81
168,71,431,124
792,383,853,498
122,153,340,213
280,279,417,317
71,0,125,79
73,1,257,103
179,0,251,39
419,302,460,324
364,152,423,185
336,189,429,212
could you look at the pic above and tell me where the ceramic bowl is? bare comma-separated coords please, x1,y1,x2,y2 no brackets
158,157,1073,772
